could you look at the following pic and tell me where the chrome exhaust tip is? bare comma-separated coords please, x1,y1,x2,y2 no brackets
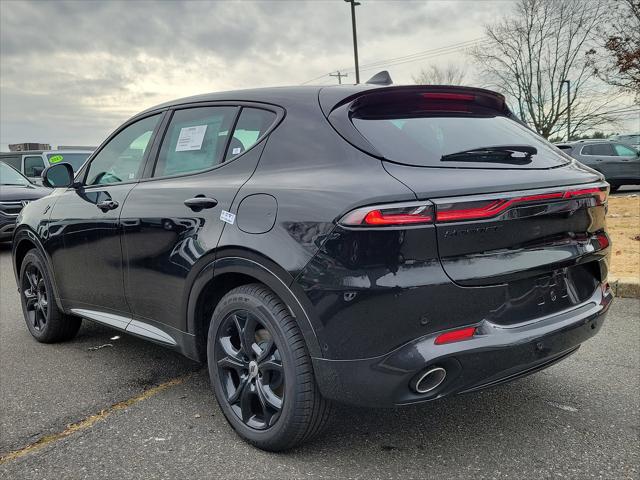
413,366,447,394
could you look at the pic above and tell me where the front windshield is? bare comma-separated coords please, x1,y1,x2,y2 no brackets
0,161,30,186
46,153,91,171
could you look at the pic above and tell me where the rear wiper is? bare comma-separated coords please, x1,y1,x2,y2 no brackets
441,145,537,164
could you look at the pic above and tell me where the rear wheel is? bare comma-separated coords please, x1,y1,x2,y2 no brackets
19,249,81,343
208,283,331,451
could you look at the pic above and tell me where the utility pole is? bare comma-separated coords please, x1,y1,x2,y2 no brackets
561,79,571,141
344,0,361,84
329,71,348,85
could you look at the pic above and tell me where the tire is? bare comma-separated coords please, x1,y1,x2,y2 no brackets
609,184,620,193
207,283,331,451
19,249,82,343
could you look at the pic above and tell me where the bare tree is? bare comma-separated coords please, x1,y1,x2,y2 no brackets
470,0,622,139
587,0,640,96
413,64,467,85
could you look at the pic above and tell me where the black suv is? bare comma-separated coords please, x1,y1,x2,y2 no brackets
12,85,612,451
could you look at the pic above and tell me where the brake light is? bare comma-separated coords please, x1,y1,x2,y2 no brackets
435,327,476,345
340,202,434,227
421,92,475,102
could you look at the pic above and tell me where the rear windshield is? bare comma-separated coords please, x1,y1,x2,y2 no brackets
352,114,570,169
46,153,91,171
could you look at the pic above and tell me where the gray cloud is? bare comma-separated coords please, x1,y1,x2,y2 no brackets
1,0,511,149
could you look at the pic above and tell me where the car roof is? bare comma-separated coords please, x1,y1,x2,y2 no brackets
0,150,93,155
136,84,508,119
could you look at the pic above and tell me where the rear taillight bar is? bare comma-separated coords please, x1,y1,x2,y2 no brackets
339,185,607,227
436,186,607,223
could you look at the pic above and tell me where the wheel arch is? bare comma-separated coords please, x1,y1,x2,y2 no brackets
12,227,65,311
187,248,323,362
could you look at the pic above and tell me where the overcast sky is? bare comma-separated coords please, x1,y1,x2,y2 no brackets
0,0,635,150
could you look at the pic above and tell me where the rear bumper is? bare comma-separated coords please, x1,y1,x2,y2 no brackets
312,286,613,407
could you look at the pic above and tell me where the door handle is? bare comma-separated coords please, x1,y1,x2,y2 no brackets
96,200,119,212
184,196,218,212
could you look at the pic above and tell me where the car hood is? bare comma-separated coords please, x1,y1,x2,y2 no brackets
0,184,51,201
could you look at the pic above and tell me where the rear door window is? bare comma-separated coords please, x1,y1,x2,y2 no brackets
581,144,615,156
153,107,238,177
225,108,276,161
613,144,637,156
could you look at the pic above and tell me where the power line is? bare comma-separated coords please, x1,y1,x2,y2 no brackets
300,3,605,85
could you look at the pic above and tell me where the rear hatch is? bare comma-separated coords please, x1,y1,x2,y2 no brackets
325,86,610,324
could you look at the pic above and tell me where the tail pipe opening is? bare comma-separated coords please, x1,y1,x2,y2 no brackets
412,366,447,394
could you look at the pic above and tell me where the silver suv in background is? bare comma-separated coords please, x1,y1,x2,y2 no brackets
612,134,640,149
555,140,639,192
0,150,93,184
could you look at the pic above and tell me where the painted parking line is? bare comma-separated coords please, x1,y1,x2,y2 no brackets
0,373,193,464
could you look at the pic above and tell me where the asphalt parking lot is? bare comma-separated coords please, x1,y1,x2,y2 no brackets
0,245,638,480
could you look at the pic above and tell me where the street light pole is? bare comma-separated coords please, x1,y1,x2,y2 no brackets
561,79,571,141
344,0,361,84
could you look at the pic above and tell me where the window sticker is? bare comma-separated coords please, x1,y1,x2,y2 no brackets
49,155,64,163
232,147,241,155
176,125,208,152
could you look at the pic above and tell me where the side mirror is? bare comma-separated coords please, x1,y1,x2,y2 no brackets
42,162,76,188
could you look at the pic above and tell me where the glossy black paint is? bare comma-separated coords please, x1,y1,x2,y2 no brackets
13,84,612,407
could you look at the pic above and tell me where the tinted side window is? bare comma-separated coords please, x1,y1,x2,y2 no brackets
86,114,161,186
154,107,238,177
613,144,637,156
24,155,45,176
225,108,277,161
581,143,614,156
0,155,21,170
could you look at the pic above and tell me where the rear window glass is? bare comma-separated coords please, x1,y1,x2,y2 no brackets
352,115,570,169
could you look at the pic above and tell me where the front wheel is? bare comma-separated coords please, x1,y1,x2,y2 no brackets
208,283,331,451
19,249,82,343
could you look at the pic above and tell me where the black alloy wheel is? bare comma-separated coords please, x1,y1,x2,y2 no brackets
22,262,49,331
19,248,82,343
215,309,285,429
208,284,331,451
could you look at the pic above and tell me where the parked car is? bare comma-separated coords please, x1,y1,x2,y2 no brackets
12,84,612,451
0,149,93,184
555,139,639,192
0,162,51,242
612,133,640,149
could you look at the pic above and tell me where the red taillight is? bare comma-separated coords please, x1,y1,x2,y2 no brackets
435,327,476,345
421,92,475,101
436,186,607,223
563,187,607,204
363,209,432,225
595,232,610,249
340,202,433,227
